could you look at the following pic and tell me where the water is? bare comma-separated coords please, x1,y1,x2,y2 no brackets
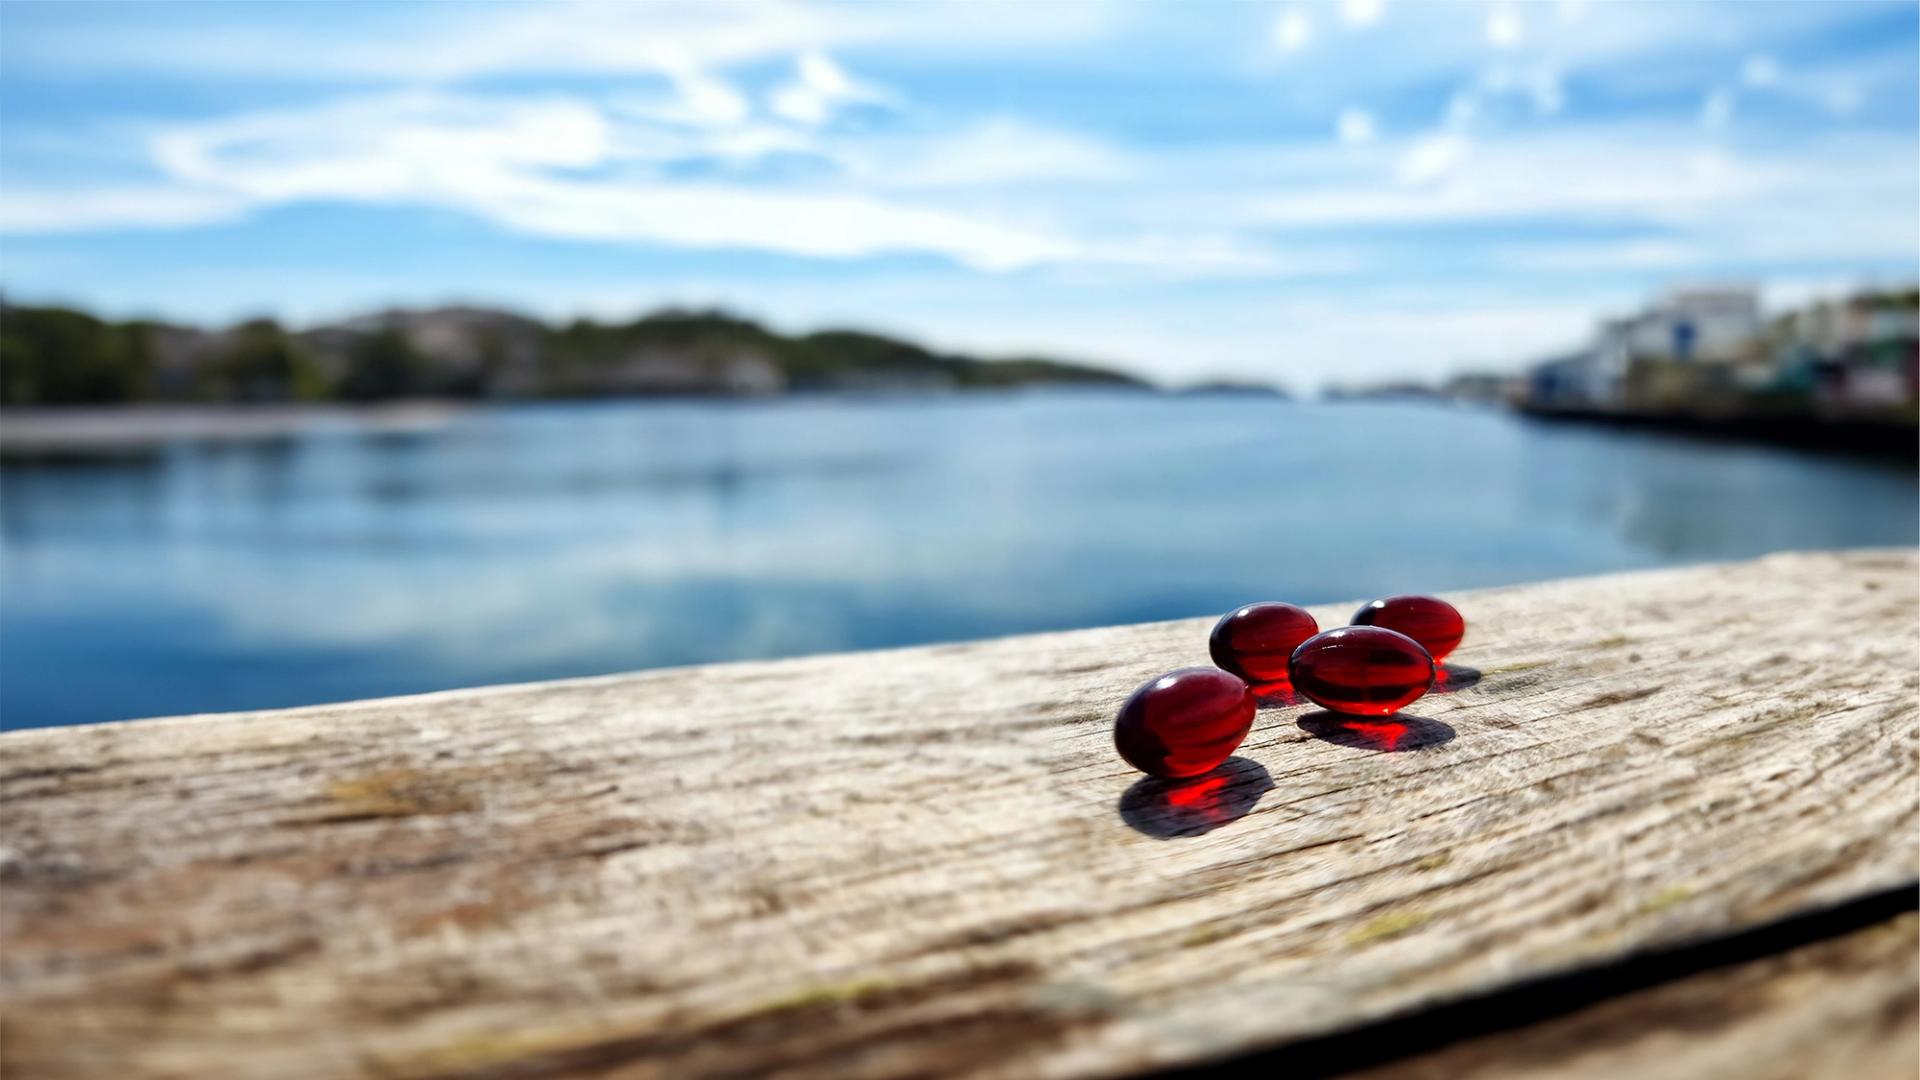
3,394,1914,730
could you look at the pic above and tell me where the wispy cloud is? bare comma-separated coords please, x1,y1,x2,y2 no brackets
768,51,894,125
1273,9,1313,53
1340,0,1385,30
1337,107,1378,145
130,89,1097,270
3,84,1302,274
1485,6,1524,49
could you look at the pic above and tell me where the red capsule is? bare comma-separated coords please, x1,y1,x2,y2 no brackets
1209,602,1319,686
1288,626,1435,716
1351,595,1465,661
1113,667,1256,779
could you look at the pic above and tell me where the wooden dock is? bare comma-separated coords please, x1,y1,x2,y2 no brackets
3,550,1916,1078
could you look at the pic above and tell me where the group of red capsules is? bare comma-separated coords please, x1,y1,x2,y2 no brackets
1113,595,1465,779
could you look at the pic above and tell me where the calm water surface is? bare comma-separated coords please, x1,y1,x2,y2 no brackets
3,395,1914,729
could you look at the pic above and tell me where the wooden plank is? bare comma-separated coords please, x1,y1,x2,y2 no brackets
1344,909,1918,1080
2,549,1916,1079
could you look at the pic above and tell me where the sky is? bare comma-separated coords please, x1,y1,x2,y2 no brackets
0,0,1915,388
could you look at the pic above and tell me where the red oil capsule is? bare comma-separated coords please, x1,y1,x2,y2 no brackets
1209,602,1319,685
1113,667,1257,779
1351,595,1465,661
1288,626,1435,716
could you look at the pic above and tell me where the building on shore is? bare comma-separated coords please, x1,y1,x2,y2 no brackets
1522,285,1917,421
1623,287,1762,362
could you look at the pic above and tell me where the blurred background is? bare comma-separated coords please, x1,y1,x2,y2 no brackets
0,0,1914,730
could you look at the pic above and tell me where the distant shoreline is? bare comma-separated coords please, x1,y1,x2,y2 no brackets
15,396,1907,463
0,301,1154,407
0,388,1199,454
0,402,476,454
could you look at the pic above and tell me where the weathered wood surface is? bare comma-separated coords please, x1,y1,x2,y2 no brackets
1349,910,1918,1080
2,549,1916,1079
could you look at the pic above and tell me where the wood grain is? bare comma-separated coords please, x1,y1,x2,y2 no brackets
2,549,1916,1079
1347,910,1919,1080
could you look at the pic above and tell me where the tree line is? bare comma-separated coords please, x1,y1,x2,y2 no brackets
0,303,1144,406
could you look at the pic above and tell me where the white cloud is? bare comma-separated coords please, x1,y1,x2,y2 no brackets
1273,9,1312,52
1192,127,1918,304
482,180,1081,270
1485,7,1523,48
8,89,1274,275
1250,128,1794,228
1336,107,1378,144
146,93,611,207
1512,67,1564,115
768,51,894,126
1741,46,1909,120
641,67,753,128
127,91,1102,270
1397,132,1470,186
1713,47,1900,125
1465,63,1565,121
10,82,1912,297
1340,0,1384,28
853,119,1128,188
1740,53,1780,88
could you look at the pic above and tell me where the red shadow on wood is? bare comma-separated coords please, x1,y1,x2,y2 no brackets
1118,756,1273,839
1296,711,1455,752
1252,680,1300,708
1431,663,1482,694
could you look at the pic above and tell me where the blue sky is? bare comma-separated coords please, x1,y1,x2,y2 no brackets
1,0,1915,387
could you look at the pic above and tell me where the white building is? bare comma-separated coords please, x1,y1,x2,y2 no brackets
1621,287,1761,361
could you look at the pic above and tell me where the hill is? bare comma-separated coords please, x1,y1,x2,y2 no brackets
0,302,1148,406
